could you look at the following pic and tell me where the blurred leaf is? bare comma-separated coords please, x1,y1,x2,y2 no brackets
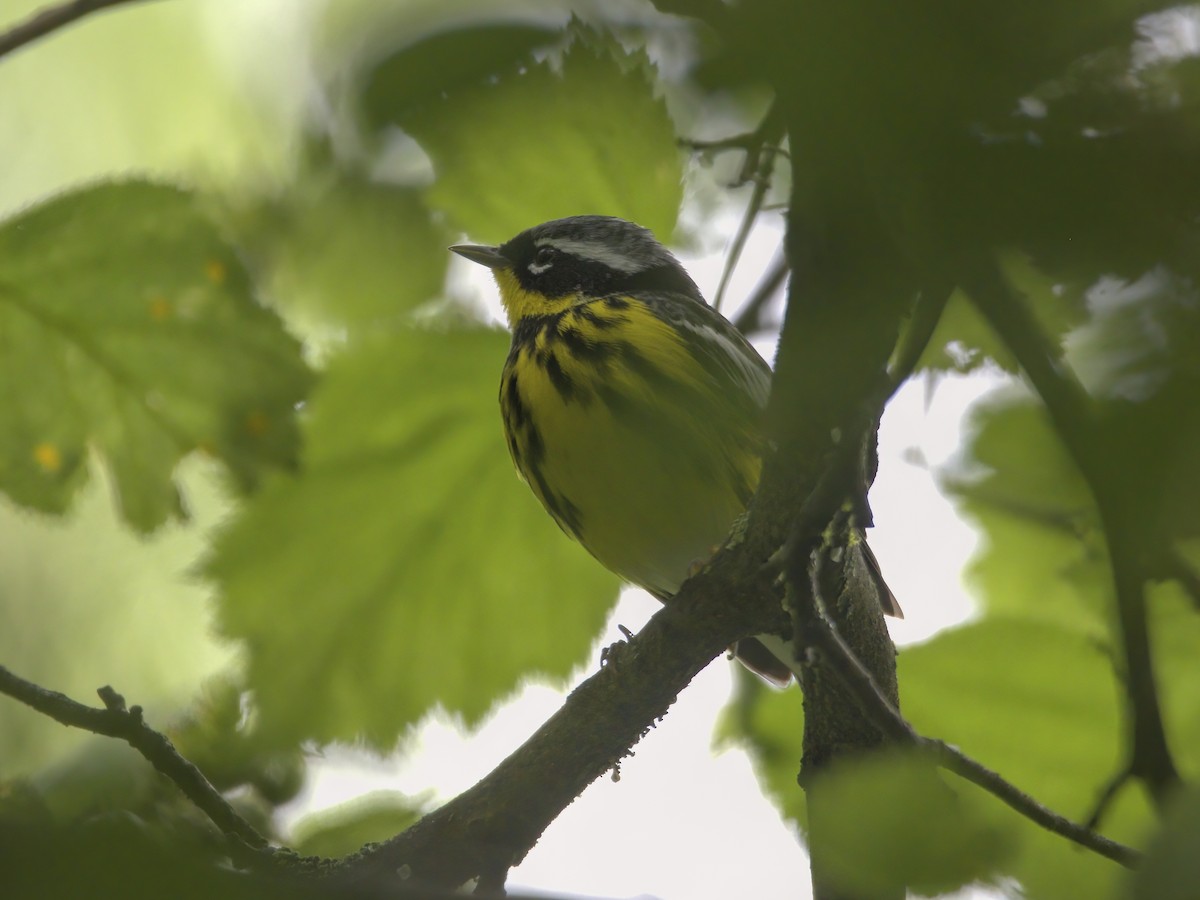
807,749,1015,897
1128,786,1200,900
714,671,806,824
0,459,234,780
716,0,1200,318
234,173,450,331
900,618,1147,899
1068,270,1200,395
29,740,156,824
168,678,304,806
361,23,560,130
402,28,684,242
291,790,423,858
732,618,1147,897
918,254,1087,375
916,289,1014,375
0,181,313,532
2,818,276,900
0,0,285,211
1069,269,1200,542
942,391,1110,628
1148,583,1200,769
899,619,1122,810
209,325,619,748
8,678,300,840
946,267,1200,619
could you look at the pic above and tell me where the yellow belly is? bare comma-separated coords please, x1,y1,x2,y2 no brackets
503,346,751,597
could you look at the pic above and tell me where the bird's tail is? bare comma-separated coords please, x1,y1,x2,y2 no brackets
734,536,901,685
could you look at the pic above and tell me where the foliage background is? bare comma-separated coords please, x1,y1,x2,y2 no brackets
2,1,1199,898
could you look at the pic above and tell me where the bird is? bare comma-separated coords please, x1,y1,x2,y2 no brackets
451,215,900,683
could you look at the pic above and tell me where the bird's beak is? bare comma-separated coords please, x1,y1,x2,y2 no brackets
449,243,508,269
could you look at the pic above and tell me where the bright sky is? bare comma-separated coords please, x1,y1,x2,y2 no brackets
280,210,1008,900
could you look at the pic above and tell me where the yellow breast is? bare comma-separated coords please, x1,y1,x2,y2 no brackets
498,292,763,597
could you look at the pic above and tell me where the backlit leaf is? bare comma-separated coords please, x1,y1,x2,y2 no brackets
209,325,619,748
941,391,1110,630
291,791,424,858
0,181,313,532
233,174,450,331
900,619,1147,899
401,29,684,242
807,750,1015,897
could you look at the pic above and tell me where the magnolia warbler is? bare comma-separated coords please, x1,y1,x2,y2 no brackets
451,216,900,683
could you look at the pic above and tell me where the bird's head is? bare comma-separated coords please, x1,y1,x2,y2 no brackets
451,215,702,326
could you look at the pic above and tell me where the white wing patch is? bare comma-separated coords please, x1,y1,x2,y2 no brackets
674,317,772,408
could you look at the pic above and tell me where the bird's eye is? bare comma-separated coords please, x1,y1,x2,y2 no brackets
532,246,556,269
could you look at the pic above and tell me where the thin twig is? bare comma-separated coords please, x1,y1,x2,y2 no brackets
714,171,770,313
1086,767,1134,831
782,543,1142,870
0,0,158,61
716,111,787,313
773,360,1143,870
732,248,788,335
929,739,1140,869
680,104,787,313
965,258,1181,809
0,665,269,854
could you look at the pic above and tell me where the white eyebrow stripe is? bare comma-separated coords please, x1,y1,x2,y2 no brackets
533,237,646,273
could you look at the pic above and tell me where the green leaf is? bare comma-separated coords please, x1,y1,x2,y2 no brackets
0,181,313,532
807,750,1016,897
900,618,1147,899
290,791,424,858
0,0,285,208
941,392,1110,629
234,174,450,331
360,23,560,131
1148,583,1200,771
1129,786,1200,900
402,28,684,242
167,678,304,806
900,619,1122,807
729,618,1152,897
0,459,235,781
209,325,619,748
916,288,1016,374
714,670,807,825
918,254,1087,375
1068,269,1200,541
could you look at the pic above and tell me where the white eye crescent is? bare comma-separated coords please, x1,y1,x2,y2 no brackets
529,246,556,274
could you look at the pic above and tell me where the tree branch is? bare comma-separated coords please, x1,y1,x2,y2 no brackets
338,102,907,887
337,536,790,888
0,665,269,855
1,819,592,900
964,258,1181,809
763,314,1144,872
780,499,1142,871
0,0,159,61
